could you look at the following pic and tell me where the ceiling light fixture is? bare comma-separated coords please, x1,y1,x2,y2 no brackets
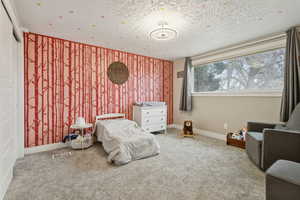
150,21,177,41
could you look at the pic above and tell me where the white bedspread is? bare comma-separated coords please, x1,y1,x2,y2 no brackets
94,118,160,165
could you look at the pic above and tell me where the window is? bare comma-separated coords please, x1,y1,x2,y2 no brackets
192,48,285,95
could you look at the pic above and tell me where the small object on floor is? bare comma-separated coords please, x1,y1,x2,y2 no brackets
152,130,165,135
226,132,245,149
63,133,79,143
52,151,72,160
241,128,247,139
181,120,195,138
71,133,94,149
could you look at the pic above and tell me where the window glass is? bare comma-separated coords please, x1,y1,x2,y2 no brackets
193,48,285,93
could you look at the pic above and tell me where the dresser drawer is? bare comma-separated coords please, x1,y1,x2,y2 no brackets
143,123,166,132
133,105,167,133
141,108,166,117
142,116,166,126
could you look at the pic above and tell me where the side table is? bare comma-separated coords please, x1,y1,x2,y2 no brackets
70,123,93,150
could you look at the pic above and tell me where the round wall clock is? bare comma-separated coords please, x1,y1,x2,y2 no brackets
107,61,129,85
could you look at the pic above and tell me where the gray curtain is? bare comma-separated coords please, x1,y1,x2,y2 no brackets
179,57,192,111
280,27,300,122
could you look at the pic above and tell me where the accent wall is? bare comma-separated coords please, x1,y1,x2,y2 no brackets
24,33,173,147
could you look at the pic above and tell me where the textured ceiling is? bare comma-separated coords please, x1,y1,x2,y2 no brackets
12,0,300,60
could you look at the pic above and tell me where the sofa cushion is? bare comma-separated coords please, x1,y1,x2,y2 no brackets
267,160,300,186
266,160,300,200
247,131,263,141
274,124,288,130
287,103,300,131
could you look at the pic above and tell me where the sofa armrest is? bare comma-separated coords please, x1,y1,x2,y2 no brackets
262,129,300,171
247,121,277,132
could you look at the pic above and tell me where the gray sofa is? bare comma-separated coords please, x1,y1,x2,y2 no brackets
246,103,300,171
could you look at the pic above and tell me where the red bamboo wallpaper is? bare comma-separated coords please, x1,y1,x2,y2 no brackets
24,32,173,147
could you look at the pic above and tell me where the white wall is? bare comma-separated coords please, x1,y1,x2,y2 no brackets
173,59,282,135
0,2,21,199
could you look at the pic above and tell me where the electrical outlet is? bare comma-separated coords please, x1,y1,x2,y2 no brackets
224,123,228,130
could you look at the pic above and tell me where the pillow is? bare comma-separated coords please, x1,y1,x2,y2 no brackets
286,103,300,131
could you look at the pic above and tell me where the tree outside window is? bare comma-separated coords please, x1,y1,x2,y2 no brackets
193,48,285,93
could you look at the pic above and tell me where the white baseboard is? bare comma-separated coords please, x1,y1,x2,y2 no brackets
168,124,226,141
24,125,225,155
25,142,68,155
199,129,226,141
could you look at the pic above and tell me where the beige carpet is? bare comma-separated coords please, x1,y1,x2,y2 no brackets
4,128,265,200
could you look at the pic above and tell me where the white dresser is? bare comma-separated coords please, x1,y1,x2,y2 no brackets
133,105,167,133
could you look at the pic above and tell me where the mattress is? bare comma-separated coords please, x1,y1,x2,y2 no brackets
94,118,160,165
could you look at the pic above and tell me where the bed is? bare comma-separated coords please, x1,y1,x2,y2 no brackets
94,113,160,165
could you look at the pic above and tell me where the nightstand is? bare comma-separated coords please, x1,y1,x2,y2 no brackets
70,123,93,150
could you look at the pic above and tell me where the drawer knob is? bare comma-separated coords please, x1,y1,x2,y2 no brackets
161,118,163,120
160,111,163,113
146,120,149,122
146,112,150,114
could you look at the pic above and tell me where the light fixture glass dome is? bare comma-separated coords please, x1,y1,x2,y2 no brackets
150,21,177,41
